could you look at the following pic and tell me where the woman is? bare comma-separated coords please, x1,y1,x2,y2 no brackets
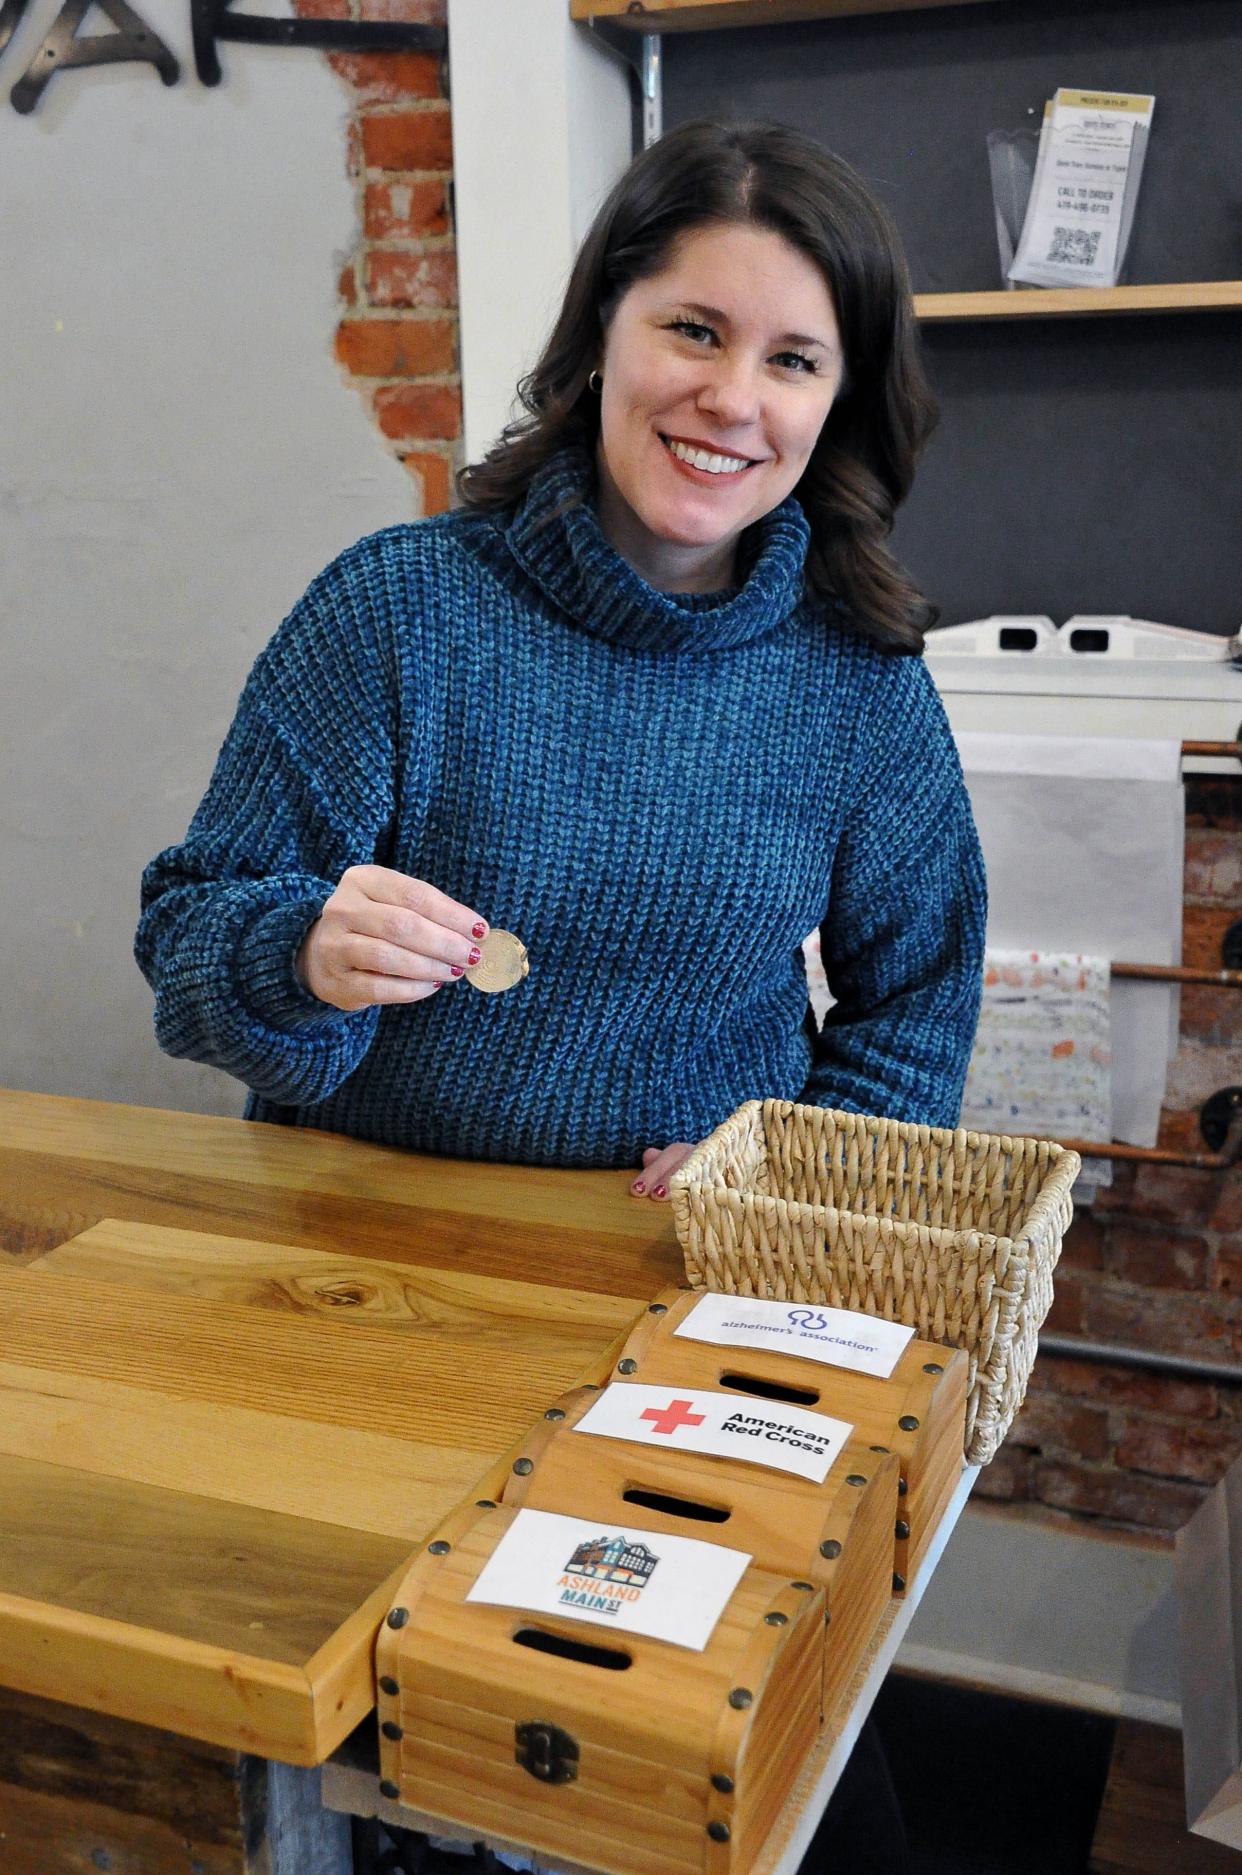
137,116,982,1875
135,119,986,1208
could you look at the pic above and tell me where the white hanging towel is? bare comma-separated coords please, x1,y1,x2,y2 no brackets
956,733,1183,1148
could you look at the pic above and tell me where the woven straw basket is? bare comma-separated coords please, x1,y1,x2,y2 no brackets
669,1100,1081,1466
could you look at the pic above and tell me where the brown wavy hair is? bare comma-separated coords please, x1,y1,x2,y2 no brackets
457,119,938,653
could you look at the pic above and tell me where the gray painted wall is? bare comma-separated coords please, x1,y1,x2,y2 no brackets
1,0,414,1114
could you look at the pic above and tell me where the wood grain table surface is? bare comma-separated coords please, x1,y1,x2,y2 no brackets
0,1090,682,1766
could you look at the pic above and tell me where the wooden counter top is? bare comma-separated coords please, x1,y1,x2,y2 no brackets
0,1091,681,1765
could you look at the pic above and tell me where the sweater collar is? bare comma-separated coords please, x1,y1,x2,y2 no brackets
503,443,811,653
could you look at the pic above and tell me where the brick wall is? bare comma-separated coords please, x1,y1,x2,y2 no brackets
300,0,461,517
984,776,1242,1538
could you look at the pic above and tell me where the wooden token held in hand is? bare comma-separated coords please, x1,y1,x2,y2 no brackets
464,929,529,994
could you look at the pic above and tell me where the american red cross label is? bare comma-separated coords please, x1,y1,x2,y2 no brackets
573,1381,853,1484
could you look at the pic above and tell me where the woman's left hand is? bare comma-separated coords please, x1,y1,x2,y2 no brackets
630,1142,697,1200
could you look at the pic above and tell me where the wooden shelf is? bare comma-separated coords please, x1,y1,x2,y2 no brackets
571,0,998,29
914,281,1242,321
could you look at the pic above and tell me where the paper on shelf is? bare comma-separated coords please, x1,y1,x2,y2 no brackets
1009,88,1154,288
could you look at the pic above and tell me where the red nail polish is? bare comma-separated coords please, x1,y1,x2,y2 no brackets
468,946,481,965
472,922,486,939
652,1184,667,1199
632,1181,646,1195
450,965,464,978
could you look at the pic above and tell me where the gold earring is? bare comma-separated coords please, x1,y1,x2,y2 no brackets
588,370,603,394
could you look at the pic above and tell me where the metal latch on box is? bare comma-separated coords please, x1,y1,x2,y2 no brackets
515,1720,580,1785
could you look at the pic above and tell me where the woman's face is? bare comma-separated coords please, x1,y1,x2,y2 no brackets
594,220,844,592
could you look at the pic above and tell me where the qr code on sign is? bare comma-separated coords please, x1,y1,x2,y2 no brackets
1048,225,1102,267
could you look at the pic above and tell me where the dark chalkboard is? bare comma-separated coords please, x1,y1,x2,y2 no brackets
664,0,1242,634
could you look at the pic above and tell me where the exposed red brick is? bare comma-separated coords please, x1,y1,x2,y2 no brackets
1184,902,1240,972
346,118,363,180
1115,1415,1241,1487
1155,1107,1209,1153
1163,1040,1242,1117
292,0,347,16
364,178,449,241
357,0,445,18
334,316,454,377
1102,1224,1210,1290
1212,1175,1242,1235
361,107,453,173
1034,1459,1206,1535
1127,1162,1220,1228
1185,778,1242,833
402,449,454,515
1084,1160,1137,1215
373,380,461,441
973,1446,1034,1503
1046,1268,1087,1334
1010,1390,1111,1462
328,50,442,105
1060,1210,1105,1271
1083,1281,1237,1360
365,248,457,310
1033,1354,1219,1422
1180,984,1242,1046
338,261,358,308
1184,828,1242,903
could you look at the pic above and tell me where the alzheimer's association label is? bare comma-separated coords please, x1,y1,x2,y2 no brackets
676,1293,913,1379
466,1508,750,1652
573,1382,852,1484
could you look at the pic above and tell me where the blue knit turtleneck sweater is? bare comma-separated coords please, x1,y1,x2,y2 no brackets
136,446,986,1166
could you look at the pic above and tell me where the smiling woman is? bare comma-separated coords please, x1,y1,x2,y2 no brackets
593,222,843,593
135,131,985,1850
136,115,984,1226
462,118,936,651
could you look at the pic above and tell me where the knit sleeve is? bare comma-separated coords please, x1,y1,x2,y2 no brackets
799,656,987,1128
133,540,402,1105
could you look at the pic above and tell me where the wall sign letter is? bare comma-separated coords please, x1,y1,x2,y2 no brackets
11,0,178,112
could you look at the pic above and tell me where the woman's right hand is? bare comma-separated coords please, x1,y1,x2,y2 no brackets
295,865,488,1012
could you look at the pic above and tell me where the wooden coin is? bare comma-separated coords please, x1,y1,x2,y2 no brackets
465,929,529,994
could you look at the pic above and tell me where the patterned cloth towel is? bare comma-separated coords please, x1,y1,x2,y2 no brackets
960,949,1111,1197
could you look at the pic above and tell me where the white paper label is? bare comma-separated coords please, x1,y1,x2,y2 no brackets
572,1381,853,1484
676,1293,914,1379
466,1508,750,1652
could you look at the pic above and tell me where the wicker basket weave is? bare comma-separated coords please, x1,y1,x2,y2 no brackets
669,1100,1081,1466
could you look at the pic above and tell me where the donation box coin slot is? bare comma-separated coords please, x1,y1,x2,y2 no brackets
512,1627,633,1671
719,1371,820,1406
621,1485,732,1524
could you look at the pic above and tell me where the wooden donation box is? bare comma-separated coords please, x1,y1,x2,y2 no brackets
377,1286,966,1875
616,1288,969,1590
376,1501,824,1875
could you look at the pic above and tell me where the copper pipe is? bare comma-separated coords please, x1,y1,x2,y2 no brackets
1182,739,1241,759
1112,961,1242,988
1061,1106,1242,1170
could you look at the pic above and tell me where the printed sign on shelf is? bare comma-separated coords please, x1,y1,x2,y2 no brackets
573,1382,853,1484
466,1508,750,1652
675,1293,914,1379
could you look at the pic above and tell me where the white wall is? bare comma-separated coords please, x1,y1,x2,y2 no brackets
448,0,631,463
0,0,413,1113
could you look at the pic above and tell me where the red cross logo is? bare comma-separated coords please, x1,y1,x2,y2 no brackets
640,1397,706,1436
